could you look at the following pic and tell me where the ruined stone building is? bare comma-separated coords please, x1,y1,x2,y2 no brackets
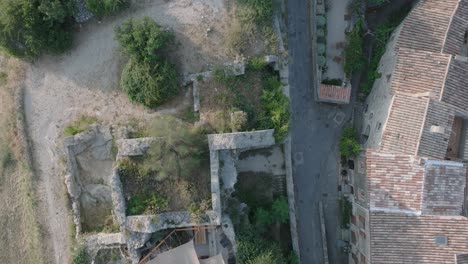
349,0,468,263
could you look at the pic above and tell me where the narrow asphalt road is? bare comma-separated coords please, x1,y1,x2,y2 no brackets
287,0,352,263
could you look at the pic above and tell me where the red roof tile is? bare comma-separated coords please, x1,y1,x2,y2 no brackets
381,94,429,155
318,84,351,104
366,151,425,212
370,211,468,264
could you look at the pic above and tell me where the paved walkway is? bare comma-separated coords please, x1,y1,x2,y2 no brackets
287,0,352,263
324,0,351,80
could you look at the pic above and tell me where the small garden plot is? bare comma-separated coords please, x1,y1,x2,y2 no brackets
198,64,290,140
118,116,212,216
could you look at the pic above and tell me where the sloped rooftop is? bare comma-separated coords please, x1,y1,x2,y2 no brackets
381,94,429,155
422,161,467,215
370,212,468,264
366,151,425,213
395,0,459,53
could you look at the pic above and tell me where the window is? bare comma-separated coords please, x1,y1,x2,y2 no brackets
376,122,382,131
359,215,366,229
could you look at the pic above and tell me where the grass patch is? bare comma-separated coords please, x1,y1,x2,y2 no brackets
360,7,410,96
118,116,211,216
0,57,46,264
226,0,278,55
64,115,98,136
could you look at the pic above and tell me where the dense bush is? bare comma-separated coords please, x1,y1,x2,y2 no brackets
120,59,178,108
115,17,179,108
236,229,285,264
260,76,290,141
0,0,74,58
272,196,289,224
339,127,360,157
344,19,364,75
115,17,173,63
85,0,128,17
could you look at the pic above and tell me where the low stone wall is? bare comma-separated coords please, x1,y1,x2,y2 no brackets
208,129,275,150
110,168,126,228
126,210,219,233
63,125,113,237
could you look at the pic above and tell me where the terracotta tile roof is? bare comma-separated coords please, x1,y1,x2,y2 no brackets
381,94,429,155
366,151,425,212
422,161,467,215
456,254,468,264
370,211,468,264
391,49,450,96
443,1,468,55
441,57,468,112
396,0,459,53
417,101,455,159
318,84,351,104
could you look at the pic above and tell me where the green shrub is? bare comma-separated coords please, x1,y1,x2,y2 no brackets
339,197,353,228
288,251,299,264
271,196,289,224
339,127,360,157
120,59,179,108
116,17,179,107
0,0,74,58
260,76,290,141
236,229,285,264
249,57,268,70
64,115,98,136
85,0,128,17
115,17,173,64
72,246,89,264
359,7,410,97
127,193,169,215
254,207,273,231
237,0,273,24
344,19,364,75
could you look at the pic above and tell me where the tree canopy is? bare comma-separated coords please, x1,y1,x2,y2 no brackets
0,0,74,58
115,17,179,108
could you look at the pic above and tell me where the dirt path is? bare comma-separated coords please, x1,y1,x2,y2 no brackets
23,1,229,263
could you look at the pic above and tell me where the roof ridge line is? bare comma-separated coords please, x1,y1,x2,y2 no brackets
415,97,431,157
441,0,461,53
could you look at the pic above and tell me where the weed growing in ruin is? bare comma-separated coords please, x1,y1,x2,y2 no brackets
64,115,98,136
